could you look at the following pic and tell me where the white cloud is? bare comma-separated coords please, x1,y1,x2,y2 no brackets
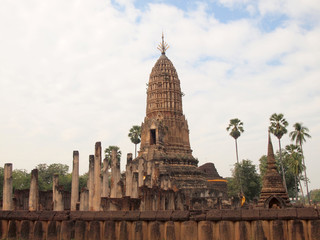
258,0,320,21
217,0,320,25
0,0,319,193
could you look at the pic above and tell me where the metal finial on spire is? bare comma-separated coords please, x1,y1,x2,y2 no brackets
157,33,169,54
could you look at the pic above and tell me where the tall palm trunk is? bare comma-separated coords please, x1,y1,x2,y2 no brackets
294,175,298,201
235,139,243,193
278,139,287,192
299,178,305,203
300,144,311,205
134,144,137,158
235,139,239,164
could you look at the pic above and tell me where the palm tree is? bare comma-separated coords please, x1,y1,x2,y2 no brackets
269,113,288,192
226,118,244,164
226,118,244,195
104,146,122,166
289,122,311,204
285,144,303,201
128,125,141,158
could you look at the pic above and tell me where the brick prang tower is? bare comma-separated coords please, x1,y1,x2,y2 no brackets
131,35,225,193
139,35,195,164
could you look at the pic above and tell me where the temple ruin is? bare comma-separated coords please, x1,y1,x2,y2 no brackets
3,36,228,213
258,133,291,209
122,35,228,211
1,36,319,240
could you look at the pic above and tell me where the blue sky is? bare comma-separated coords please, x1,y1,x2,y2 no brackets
131,0,292,31
0,0,320,192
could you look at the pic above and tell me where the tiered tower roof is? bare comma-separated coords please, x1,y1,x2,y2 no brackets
139,35,193,161
146,54,183,118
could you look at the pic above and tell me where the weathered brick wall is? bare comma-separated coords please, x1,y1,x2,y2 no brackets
0,208,319,240
13,190,71,211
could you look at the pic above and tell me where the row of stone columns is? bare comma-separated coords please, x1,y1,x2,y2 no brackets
29,169,39,211
2,142,127,211
110,149,121,198
53,174,64,211
93,142,102,210
71,151,79,211
125,155,140,199
2,158,75,211
2,165,66,211
101,155,110,198
2,163,41,211
81,143,123,210
2,163,13,210
125,157,170,201
88,155,94,210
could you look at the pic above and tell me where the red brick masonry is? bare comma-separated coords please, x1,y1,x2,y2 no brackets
0,208,319,239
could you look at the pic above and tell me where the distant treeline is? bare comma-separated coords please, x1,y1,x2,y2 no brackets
0,163,88,199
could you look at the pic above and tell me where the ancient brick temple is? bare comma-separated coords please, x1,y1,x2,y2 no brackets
124,35,228,210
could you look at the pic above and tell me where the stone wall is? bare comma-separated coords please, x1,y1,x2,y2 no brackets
0,208,319,240
13,190,71,211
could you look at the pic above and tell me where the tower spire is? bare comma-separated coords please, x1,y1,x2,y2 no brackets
257,132,291,208
157,32,169,54
267,131,277,171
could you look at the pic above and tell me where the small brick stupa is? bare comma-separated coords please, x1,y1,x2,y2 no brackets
258,133,291,208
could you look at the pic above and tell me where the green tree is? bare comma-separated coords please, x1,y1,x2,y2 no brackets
310,189,320,204
226,177,238,199
258,155,268,178
269,113,288,192
12,169,30,191
284,144,303,201
228,159,261,202
104,146,122,166
36,163,69,191
128,125,141,158
0,168,31,199
79,172,89,190
289,122,311,204
58,173,72,192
